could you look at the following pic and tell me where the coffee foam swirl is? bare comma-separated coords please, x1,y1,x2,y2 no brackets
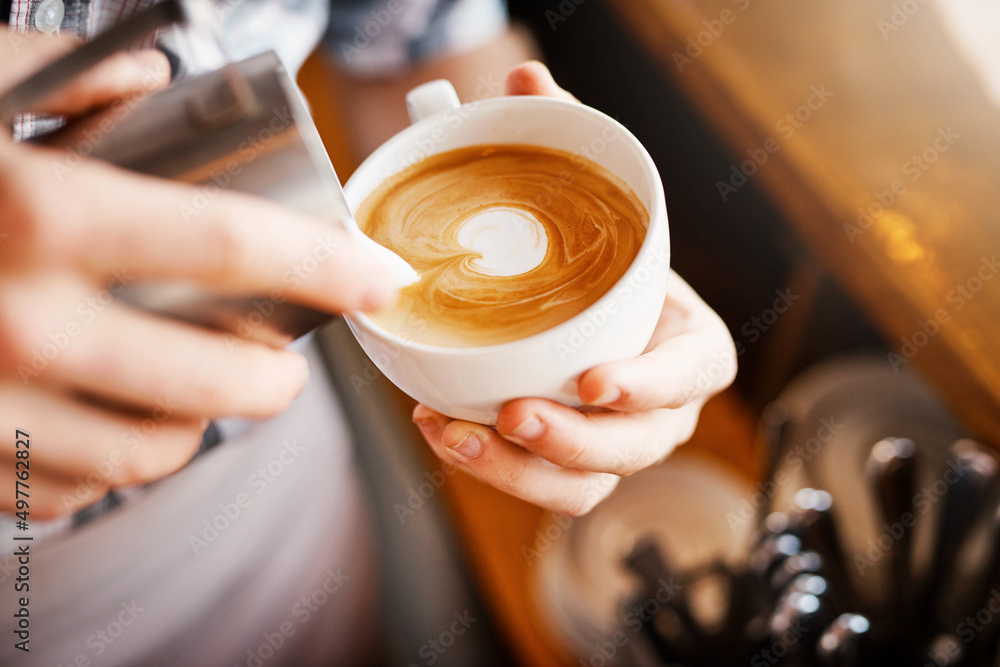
455,207,547,277
357,144,648,347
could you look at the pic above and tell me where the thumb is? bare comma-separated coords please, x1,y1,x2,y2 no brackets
504,60,578,102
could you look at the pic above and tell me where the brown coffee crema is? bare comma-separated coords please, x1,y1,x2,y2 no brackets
356,144,648,347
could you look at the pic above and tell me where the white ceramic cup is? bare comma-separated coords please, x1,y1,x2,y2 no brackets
343,80,670,425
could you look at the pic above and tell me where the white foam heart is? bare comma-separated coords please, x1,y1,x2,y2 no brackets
456,207,548,277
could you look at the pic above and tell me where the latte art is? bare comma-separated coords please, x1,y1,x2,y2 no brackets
356,144,649,347
455,207,547,277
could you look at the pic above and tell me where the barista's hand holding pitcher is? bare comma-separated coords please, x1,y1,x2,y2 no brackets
413,63,737,516
0,34,398,517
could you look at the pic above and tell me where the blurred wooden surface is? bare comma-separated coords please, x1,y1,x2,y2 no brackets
297,54,356,183
607,0,1000,446
299,50,761,666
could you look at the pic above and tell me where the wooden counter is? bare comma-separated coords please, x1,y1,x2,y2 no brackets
607,0,1000,445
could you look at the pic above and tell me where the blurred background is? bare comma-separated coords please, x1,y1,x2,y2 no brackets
300,0,1000,664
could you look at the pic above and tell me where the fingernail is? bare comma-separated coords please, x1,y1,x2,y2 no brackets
589,386,621,406
129,50,169,79
361,275,397,311
367,244,420,289
505,414,544,444
413,413,441,437
449,432,483,459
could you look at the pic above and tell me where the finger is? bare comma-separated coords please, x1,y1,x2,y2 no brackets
578,329,736,412
0,468,83,520
0,382,204,490
504,60,578,102
495,398,702,476
36,50,170,115
578,275,737,411
10,153,398,313
0,273,310,419
413,404,619,516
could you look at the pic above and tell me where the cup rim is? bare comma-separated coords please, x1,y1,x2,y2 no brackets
344,94,668,356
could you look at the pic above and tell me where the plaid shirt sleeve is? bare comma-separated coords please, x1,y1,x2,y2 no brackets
327,0,508,77
8,0,159,140
6,0,330,140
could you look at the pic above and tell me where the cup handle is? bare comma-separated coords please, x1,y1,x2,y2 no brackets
405,80,460,125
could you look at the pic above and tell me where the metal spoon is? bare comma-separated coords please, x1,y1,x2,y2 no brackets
767,575,833,662
770,550,824,594
749,533,803,581
865,437,918,619
789,488,854,611
757,402,793,529
921,440,999,630
963,502,1000,664
816,613,871,666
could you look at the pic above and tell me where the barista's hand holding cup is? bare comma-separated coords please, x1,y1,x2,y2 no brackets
346,63,737,514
